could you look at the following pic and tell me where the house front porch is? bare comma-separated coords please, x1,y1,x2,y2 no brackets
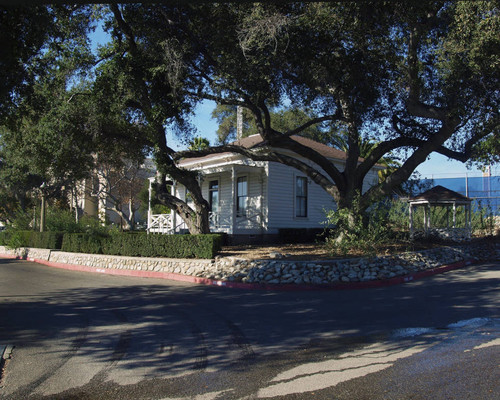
147,162,268,236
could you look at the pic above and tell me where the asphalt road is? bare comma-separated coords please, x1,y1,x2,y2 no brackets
0,257,498,400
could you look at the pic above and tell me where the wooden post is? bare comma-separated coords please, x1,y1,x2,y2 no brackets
147,178,152,234
453,203,457,228
423,205,429,236
409,203,413,238
231,166,236,235
171,181,177,233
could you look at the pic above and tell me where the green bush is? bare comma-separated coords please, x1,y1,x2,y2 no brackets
61,232,223,259
30,231,64,249
0,230,64,249
45,208,80,233
324,196,408,256
0,231,9,246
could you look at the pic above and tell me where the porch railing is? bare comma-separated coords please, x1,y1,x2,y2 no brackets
209,211,231,232
147,214,173,234
148,210,262,234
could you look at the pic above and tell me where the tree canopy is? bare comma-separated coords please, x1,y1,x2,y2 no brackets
174,1,499,212
1,2,498,231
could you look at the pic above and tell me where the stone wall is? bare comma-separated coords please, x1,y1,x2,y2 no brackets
210,243,499,284
48,251,215,275
1,242,498,286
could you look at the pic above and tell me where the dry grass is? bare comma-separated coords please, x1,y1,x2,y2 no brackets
219,236,498,261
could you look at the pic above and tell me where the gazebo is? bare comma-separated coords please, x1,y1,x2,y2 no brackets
408,185,472,241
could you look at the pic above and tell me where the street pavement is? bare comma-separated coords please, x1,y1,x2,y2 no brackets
0,257,498,399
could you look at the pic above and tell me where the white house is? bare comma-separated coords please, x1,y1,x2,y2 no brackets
147,134,382,242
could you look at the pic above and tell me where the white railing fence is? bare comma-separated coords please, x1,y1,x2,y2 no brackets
209,211,231,232
147,214,173,234
148,210,262,234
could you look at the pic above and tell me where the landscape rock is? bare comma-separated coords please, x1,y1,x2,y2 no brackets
2,241,498,287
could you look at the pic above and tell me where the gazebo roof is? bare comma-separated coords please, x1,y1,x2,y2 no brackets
409,185,471,204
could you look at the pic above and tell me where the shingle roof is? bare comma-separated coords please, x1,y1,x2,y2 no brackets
410,185,471,203
179,134,349,165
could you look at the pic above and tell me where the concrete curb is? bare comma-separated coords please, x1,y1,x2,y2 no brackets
0,252,482,291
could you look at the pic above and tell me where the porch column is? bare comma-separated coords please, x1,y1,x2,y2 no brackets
453,203,457,228
171,181,177,233
231,166,236,235
409,204,414,239
467,203,472,239
259,170,265,234
423,204,429,235
147,178,152,234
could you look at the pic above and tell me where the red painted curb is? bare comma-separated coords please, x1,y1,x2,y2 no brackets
0,252,482,291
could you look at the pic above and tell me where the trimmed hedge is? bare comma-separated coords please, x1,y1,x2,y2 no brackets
0,230,64,249
0,231,64,250
61,232,223,259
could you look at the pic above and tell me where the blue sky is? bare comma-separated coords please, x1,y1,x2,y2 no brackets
186,100,497,180
91,24,496,180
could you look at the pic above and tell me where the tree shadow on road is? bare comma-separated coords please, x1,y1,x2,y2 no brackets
0,259,498,399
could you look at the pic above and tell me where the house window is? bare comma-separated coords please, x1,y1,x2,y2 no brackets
209,180,219,213
296,176,308,217
236,176,248,217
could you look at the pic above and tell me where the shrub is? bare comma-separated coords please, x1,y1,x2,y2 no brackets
324,197,407,256
45,208,80,233
0,230,64,249
61,232,223,259
61,233,106,254
0,231,9,246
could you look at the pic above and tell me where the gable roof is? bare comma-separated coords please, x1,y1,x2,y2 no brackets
410,185,471,203
179,134,349,166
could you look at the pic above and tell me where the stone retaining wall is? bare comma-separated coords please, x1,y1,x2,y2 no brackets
48,251,215,274
1,242,498,285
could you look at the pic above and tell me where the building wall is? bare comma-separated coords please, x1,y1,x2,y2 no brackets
266,162,336,233
266,161,380,234
170,160,381,236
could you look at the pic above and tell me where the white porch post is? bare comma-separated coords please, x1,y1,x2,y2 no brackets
409,204,414,239
231,166,236,235
467,203,472,239
259,170,264,234
147,178,152,234
423,205,429,235
453,203,457,228
171,181,177,233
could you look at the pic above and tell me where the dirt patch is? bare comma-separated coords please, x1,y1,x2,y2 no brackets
219,243,333,261
219,237,499,261
219,242,424,261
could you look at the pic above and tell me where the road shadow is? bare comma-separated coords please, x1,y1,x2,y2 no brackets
0,259,498,399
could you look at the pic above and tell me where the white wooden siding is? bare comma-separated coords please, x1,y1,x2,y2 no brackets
170,160,379,235
267,162,336,232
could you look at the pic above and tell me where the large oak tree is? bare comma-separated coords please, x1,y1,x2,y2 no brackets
174,1,499,215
